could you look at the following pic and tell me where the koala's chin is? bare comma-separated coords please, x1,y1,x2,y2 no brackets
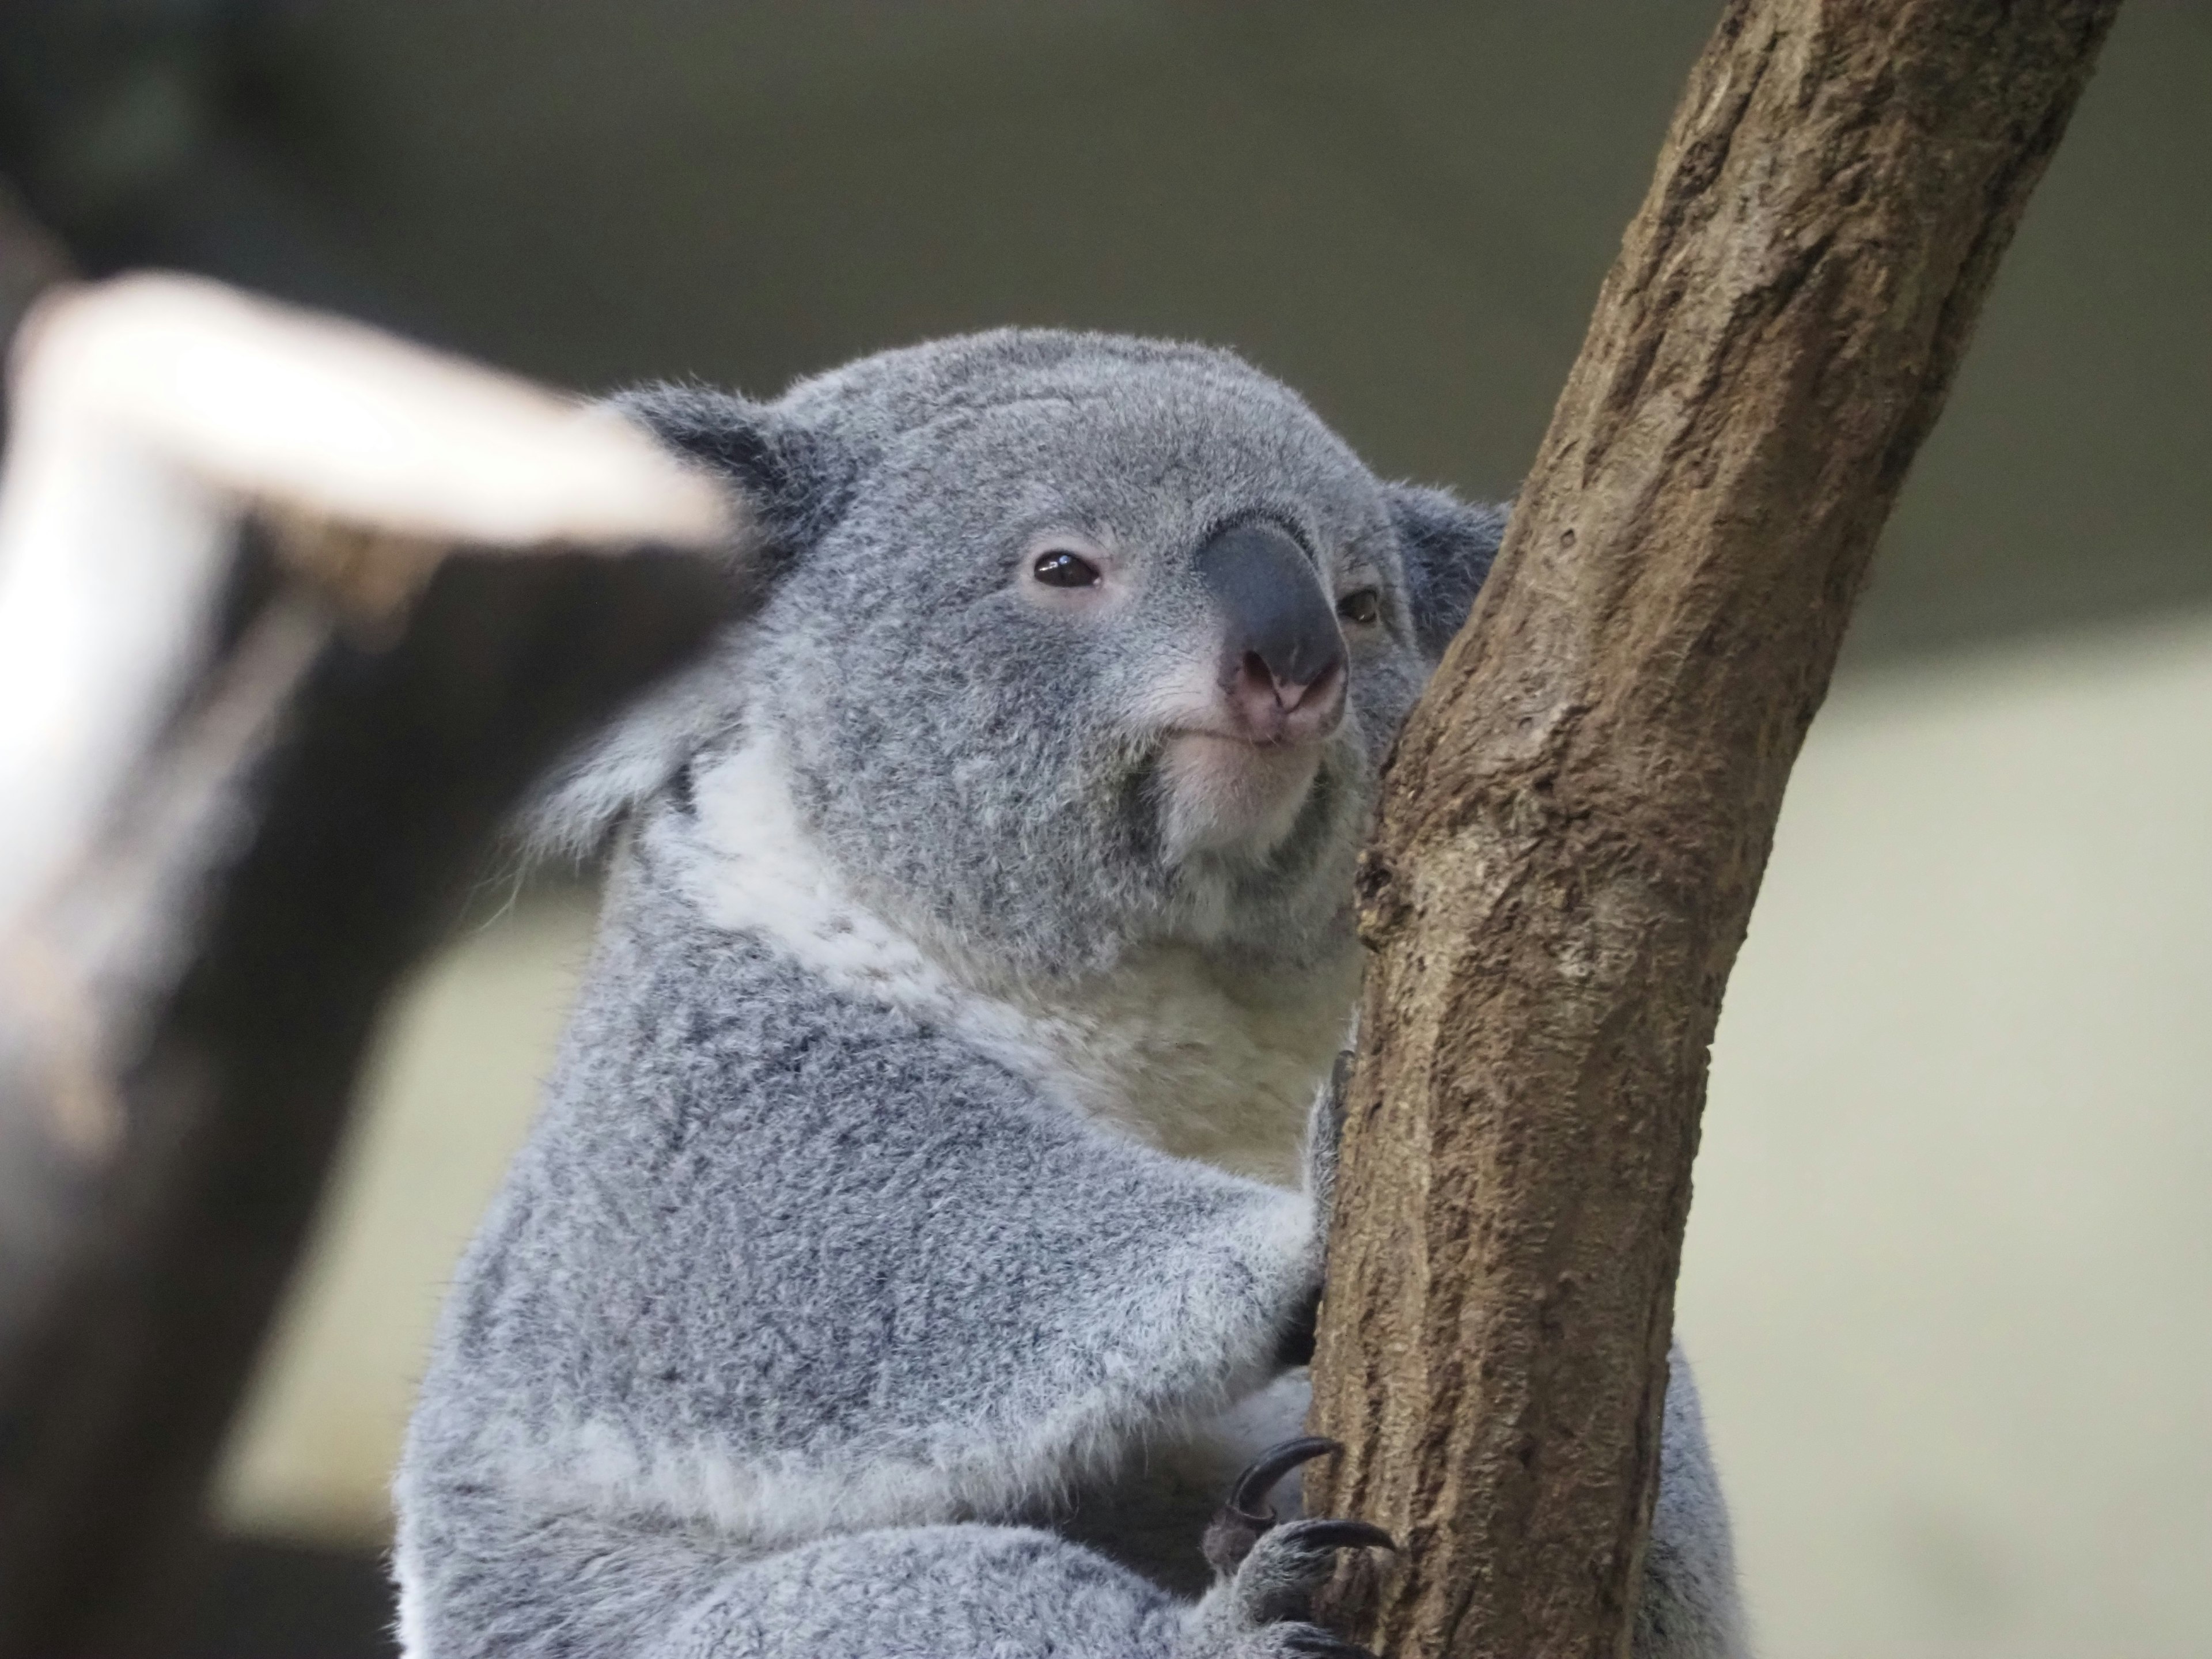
1156,733,1324,862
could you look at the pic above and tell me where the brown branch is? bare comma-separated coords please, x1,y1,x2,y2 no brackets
1304,3,2122,1657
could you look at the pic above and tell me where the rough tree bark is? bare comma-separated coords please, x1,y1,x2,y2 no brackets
1305,4,2120,1657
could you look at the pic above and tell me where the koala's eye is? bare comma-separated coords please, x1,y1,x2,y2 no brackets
1032,549,1102,589
1336,587,1382,627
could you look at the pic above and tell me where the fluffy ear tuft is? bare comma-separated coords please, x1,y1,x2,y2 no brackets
514,387,857,866
608,383,856,565
1386,483,1509,660
511,640,751,866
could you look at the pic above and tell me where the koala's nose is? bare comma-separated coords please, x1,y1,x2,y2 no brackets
1194,520,1347,744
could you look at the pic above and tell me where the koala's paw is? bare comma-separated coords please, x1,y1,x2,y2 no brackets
1182,1437,1392,1659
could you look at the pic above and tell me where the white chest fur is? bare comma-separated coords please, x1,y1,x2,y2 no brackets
662,731,1359,1187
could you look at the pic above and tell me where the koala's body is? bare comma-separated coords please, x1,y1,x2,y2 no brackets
395,332,1747,1659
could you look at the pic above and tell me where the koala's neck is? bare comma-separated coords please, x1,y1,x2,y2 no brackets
632,729,1359,1187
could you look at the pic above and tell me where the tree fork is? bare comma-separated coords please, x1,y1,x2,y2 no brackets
1304,3,2120,1656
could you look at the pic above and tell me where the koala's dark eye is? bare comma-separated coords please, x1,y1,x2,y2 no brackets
1032,549,1102,588
1336,587,1382,627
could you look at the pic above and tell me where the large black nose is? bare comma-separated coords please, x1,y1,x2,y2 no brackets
1193,520,1346,695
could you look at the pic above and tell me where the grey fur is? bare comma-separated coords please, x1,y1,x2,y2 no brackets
397,331,1744,1658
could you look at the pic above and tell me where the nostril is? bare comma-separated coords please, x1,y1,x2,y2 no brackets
1221,649,1344,741
1237,650,1294,710
1251,647,1344,710
1253,632,1345,701
1283,660,1344,713
1242,653,1304,708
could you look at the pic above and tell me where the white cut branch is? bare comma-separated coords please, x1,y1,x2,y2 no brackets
0,274,734,942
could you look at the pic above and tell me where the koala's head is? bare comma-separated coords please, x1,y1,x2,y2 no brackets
536,331,1503,978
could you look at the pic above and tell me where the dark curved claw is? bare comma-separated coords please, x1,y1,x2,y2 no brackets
1275,1516,1397,1555
1204,1437,1349,1579
1227,1435,1342,1524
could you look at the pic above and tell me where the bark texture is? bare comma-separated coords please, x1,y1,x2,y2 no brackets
1304,3,2120,1656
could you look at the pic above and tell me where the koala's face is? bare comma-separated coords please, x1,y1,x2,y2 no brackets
615,334,1501,977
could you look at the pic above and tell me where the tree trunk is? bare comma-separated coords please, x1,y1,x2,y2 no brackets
1304,3,2121,1657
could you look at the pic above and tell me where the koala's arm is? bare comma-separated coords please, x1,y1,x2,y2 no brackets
409,904,1325,1536
398,910,1338,1654
406,923,1744,1659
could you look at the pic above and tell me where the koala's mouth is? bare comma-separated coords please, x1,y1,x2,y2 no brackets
1153,729,1327,862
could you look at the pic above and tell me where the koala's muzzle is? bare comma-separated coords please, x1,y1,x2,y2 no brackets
1195,520,1346,744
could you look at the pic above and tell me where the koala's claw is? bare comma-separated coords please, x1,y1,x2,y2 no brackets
1275,1518,1395,1555
1203,1437,1342,1577
1230,1436,1342,1522
1185,1441,1393,1659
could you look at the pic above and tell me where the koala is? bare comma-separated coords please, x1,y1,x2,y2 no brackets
393,331,1747,1659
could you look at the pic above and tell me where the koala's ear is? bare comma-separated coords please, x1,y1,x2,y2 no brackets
1385,483,1510,661
609,383,856,564
514,387,857,867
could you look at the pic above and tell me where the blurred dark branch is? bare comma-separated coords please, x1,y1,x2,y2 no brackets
0,179,74,454
0,267,739,1653
0,543,730,1653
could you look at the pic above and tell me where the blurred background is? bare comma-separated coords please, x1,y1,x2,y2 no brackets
2,3,2205,1655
